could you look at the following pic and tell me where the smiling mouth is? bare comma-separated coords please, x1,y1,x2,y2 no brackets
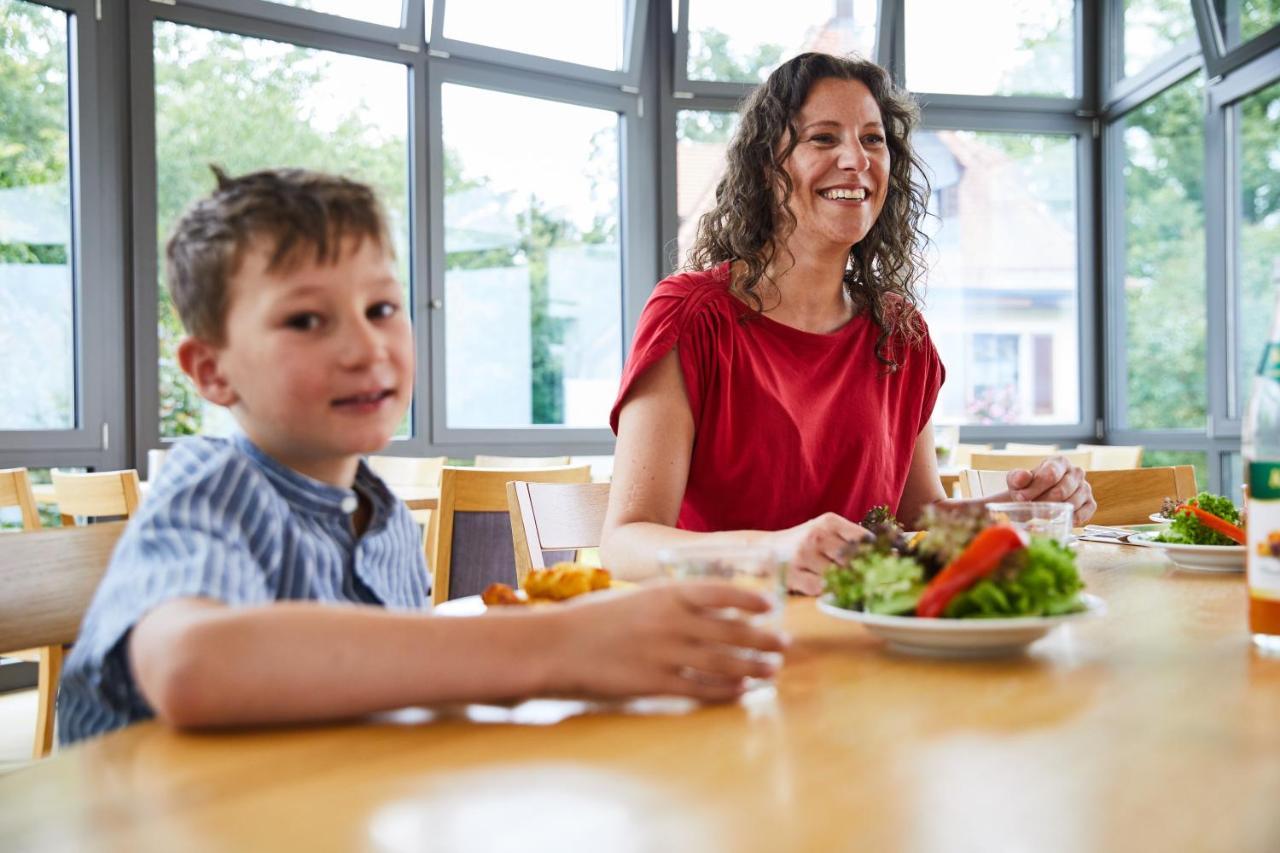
819,188,868,201
332,389,394,408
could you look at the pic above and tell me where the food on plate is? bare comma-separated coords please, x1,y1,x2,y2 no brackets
480,562,613,607
1155,492,1246,546
823,505,1085,619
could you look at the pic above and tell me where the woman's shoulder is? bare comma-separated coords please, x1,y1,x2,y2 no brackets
651,262,733,301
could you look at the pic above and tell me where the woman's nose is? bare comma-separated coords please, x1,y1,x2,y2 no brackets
838,141,871,172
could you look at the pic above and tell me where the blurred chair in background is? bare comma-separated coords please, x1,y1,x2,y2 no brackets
507,481,611,584
958,465,1196,527
474,455,572,468
1075,444,1144,470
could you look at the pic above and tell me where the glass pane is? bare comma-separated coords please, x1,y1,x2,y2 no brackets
1234,80,1280,416
1122,75,1205,430
153,23,411,438
0,1,74,430
444,1,626,70
1224,451,1244,507
675,110,739,270
1213,0,1280,51
442,84,621,429
905,0,1075,97
260,0,403,27
917,130,1080,426
1123,0,1197,80
1143,449,1209,497
686,0,878,83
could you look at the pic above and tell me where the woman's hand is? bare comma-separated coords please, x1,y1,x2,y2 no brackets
1005,456,1097,524
767,512,869,596
549,582,789,702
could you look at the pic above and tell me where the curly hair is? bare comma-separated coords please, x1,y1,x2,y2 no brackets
686,52,931,371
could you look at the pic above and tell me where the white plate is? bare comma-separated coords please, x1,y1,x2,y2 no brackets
816,593,1105,658
434,595,487,616
1126,531,1245,573
1149,513,1174,524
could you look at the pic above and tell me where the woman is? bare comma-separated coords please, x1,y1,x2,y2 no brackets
601,53,1095,594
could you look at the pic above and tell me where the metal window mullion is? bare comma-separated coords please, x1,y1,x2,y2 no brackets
1204,99,1234,436
1101,113,1129,437
176,0,414,46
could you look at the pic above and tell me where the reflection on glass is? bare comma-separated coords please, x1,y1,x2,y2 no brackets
905,0,1075,97
686,0,878,83
1234,81,1280,416
1122,75,1205,431
153,22,411,438
675,110,740,270
1143,450,1210,497
261,0,404,27
444,1,626,70
1213,0,1280,51
0,1,74,431
442,85,621,429
1123,0,1197,79
917,130,1079,427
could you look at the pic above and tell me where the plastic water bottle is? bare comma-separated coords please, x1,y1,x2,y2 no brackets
1244,277,1280,653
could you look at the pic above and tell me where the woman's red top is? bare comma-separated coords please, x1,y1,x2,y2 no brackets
610,263,945,532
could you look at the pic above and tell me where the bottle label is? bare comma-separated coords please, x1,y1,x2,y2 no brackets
1247,462,1280,598
1257,343,1280,381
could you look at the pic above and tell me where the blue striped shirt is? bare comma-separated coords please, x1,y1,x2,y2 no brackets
58,434,431,744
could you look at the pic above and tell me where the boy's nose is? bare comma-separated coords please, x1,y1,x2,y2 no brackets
338,319,388,368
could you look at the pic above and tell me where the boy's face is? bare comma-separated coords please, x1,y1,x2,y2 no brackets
179,235,412,485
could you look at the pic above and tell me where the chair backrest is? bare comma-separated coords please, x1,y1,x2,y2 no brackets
366,455,446,487
507,481,611,581
1074,444,1144,470
950,443,993,469
968,449,1092,472
1003,443,1059,453
474,455,572,469
958,465,1197,526
0,467,41,531
0,521,126,651
429,464,591,604
51,469,142,525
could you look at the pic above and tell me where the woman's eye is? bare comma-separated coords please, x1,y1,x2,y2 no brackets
810,134,838,144
368,301,398,320
285,312,321,331
864,134,886,146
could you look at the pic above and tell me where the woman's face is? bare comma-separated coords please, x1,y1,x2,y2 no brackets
778,77,891,255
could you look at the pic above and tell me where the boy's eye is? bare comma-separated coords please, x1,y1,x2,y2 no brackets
367,301,399,320
285,312,321,331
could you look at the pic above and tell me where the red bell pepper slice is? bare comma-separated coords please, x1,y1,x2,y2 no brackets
1175,503,1246,545
917,524,1029,618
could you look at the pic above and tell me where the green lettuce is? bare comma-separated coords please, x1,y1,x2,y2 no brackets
824,552,924,615
1156,491,1242,546
943,537,1085,618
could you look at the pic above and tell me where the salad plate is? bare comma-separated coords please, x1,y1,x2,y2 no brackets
1125,531,1245,573
1149,513,1173,524
817,593,1105,658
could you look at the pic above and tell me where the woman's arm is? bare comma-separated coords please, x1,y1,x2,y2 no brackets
600,349,865,593
129,582,788,730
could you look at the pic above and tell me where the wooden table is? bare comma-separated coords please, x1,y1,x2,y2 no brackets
3,543,1280,851
31,482,438,512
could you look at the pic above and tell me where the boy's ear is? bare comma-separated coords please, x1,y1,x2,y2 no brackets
177,336,238,407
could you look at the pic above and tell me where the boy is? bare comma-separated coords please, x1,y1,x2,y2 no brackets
58,168,784,744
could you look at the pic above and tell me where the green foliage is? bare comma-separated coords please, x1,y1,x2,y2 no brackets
944,537,1084,618
1157,490,1243,545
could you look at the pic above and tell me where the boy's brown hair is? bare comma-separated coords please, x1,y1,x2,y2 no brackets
165,166,394,343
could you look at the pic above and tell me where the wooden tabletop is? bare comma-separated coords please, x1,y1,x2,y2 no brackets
3,543,1279,852
32,482,438,512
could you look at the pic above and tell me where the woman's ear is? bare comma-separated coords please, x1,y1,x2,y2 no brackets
177,336,238,407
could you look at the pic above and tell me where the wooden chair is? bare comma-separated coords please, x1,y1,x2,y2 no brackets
950,443,993,469
1075,444,1144,470
428,465,591,605
1003,443,1059,453
958,465,1197,527
51,469,142,526
474,454,572,468
968,450,1092,472
507,481,611,584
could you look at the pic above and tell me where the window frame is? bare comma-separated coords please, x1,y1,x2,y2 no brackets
1193,0,1280,80
0,0,129,474
428,0,651,89
126,0,435,456
177,0,422,46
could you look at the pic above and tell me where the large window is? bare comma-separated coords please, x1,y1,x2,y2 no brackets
1120,74,1206,431
1212,0,1280,50
1122,0,1197,79
674,109,738,269
442,0,628,70
441,84,622,429
260,0,404,26
152,21,411,438
919,130,1080,427
0,1,74,430
904,0,1076,97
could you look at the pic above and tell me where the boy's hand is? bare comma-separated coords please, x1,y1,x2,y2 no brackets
547,582,788,702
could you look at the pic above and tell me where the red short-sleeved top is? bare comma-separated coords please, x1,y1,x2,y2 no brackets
610,263,945,532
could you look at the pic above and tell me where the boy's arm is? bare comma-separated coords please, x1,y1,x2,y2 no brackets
129,583,787,730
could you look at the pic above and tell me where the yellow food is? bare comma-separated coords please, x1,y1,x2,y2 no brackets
522,562,612,601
